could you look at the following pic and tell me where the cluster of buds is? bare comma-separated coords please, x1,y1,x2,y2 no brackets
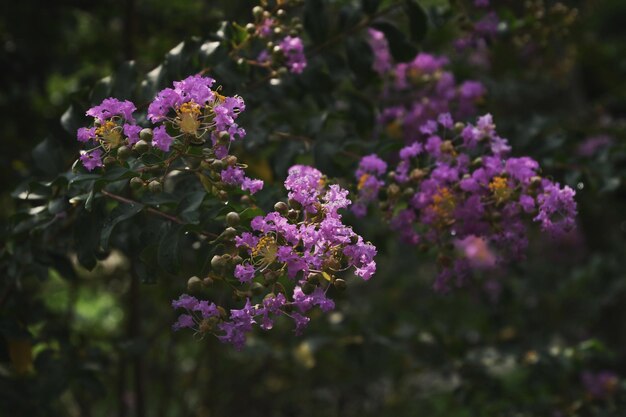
354,113,577,292
75,75,262,197
368,29,486,143
172,165,377,348
239,1,307,75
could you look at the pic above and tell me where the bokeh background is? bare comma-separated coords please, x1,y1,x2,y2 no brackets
1,0,626,416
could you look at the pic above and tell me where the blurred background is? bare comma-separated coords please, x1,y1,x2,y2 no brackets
1,0,626,416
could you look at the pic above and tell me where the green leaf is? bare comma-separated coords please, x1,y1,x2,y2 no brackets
404,0,428,43
74,208,102,271
32,138,65,177
157,223,183,274
100,202,144,251
361,0,380,15
177,191,206,224
304,0,328,44
370,21,418,62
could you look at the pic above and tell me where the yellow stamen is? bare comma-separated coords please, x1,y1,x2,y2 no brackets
357,174,370,190
252,236,278,265
489,176,512,203
430,187,456,226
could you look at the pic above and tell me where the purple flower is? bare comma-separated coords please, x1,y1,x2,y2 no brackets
77,127,96,143
279,36,307,74
79,149,104,171
172,314,195,331
582,371,619,400
152,125,173,152
172,294,199,310
284,165,324,212
123,124,142,146
368,28,393,74
86,98,136,122
534,183,577,236
234,264,256,284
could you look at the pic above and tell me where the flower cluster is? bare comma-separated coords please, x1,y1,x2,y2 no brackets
75,75,262,195
354,113,577,292
76,98,140,171
581,371,619,400
172,165,377,348
367,29,486,143
246,3,307,75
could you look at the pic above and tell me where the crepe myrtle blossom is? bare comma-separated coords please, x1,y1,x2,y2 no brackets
279,36,307,74
221,165,264,195
354,113,577,292
581,371,620,400
172,165,377,348
147,75,246,154
367,30,486,142
75,98,140,170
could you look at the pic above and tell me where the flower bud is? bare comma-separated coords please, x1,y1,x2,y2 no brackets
274,201,288,213
410,168,426,183
221,227,237,240
139,128,153,142
226,212,240,226
187,276,203,293
202,276,214,286
266,41,275,50
403,187,415,197
223,155,237,166
288,198,302,210
134,140,150,154
471,157,483,167
440,140,455,154
104,156,117,166
333,278,347,291
387,184,401,198
211,255,225,269
454,122,465,133
287,209,299,221
232,255,243,265
117,145,131,161
301,282,315,295
218,190,229,201
252,6,264,18
218,131,230,144
273,27,283,36
276,8,286,17
148,180,163,193
251,282,264,295
245,23,256,34
272,45,283,56
211,159,224,171
130,177,144,190
307,272,322,284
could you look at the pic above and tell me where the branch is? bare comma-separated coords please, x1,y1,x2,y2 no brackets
100,189,219,239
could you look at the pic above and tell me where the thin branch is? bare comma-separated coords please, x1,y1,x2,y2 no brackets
100,189,219,238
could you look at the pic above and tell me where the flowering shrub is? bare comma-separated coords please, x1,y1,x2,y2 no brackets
5,0,626,416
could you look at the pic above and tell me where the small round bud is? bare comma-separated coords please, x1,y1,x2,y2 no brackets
187,276,203,292
221,227,237,240
274,201,288,213
221,254,232,263
218,131,230,144
130,177,144,190
387,184,401,198
288,198,302,210
409,169,426,183
211,255,224,269
240,195,252,205
301,282,315,295
440,140,455,154
252,6,264,18
104,156,117,166
251,282,264,295
226,212,240,226
218,190,229,201
266,41,275,50
403,187,415,197
471,157,483,167
307,272,322,284
211,159,224,171
134,140,150,154
262,10,271,19
273,27,283,36
223,155,237,166
245,23,256,34
232,255,243,265
272,45,283,56
117,145,131,161
202,277,214,286
139,128,153,142
277,67,288,76
454,122,465,133
287,209,299,221
333,278,347,291
148,180,163,193
276,8,286,17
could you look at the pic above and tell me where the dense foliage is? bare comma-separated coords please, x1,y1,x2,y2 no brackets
2,0,626,416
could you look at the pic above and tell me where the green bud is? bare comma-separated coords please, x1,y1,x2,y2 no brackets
403,187,415,197
251,282,264,295
148,180,163,193
245,23,256,34
223,155,237,166
274,201,288,214
276,9,286,17
226,212,240,226
117,145,131,161
211,159,224,171
221,227,237,240
301,282,316,295
139,128,153,142
211,255,225,270
218,190,229,201
187,276,203,293
129,177,144,190
266,41,275,50
232,255,243,265
104,156,117,166
240,195,251,205
454,122,465,133
252,6,264,18
288,198,302,210
287,209,299,221
273,27,283,36
218,131,230,144
134,140,150,154
333,278,347,291
202,277,214,286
